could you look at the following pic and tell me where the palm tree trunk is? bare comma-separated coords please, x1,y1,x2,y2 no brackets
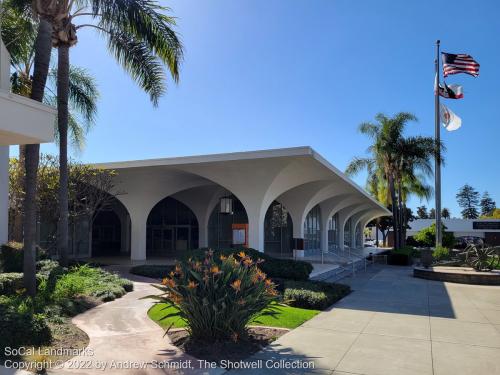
57,44,70,266
388,174,399,249
23,18,53,297
397,180,404,248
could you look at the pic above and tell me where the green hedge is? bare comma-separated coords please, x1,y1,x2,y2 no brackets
0,273,24,295
277,279,351,310
0,242,48,272
0,296,52,358
129,265,175,279
185,248,314,281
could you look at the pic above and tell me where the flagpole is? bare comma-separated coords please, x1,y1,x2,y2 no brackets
435,40,442,247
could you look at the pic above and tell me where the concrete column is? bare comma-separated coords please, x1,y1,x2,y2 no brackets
130,212,147,262
351,222,358,249
198,222,208,248
321,218,329,253
0,40,10,245
247,204,264,252
0,146,8,244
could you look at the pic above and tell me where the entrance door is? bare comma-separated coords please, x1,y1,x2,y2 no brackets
175,227,190,251
162,228,174,252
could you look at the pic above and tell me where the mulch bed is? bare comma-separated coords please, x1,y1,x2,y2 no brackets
167,327,288,363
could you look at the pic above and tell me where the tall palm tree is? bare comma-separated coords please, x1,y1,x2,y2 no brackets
6,0,183,267
46,0,183,265
2,5,99,198
346,112,438,249
1,0,97,292
1,0,54,296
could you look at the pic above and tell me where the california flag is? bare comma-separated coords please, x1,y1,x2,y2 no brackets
439,82,464,99
440,103,462,131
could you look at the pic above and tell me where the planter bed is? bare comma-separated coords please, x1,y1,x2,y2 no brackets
414,266,500,285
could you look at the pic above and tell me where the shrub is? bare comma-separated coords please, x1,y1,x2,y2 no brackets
281,280,351,310
414,223,455,248
0,296,52,357
460,244,500,271
53,265,133,305
0,273,24,295
0,242,24,272
186,248,313,281
433,246,451,261
129,264,174,279
157,250,278,342
0,242,49,272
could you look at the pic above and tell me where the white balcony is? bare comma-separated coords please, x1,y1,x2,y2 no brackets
0,89,56,145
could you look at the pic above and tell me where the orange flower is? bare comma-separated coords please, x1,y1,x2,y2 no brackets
175,264,183,274
169,271,175,278
243,258,253,267
237,251,246,258
187,280,198,290
164,278,177,289
231,279,242,292
193,261,202,271
220,254,227,261
265,279,273,287
210,265,220,274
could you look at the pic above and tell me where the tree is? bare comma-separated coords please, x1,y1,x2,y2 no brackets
416,206,428,219
480,192,496,217
2,8,99,242
43,0,183,265
346,112,437,249
482,208,500,219
456,184,480,219
0,0,55,296
441,207,451,219
429,208,436,219
414,223,455,248
9,155,119,255
369,216,393,247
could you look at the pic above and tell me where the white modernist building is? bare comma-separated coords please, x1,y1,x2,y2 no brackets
84,147,390,261
0,37,55,244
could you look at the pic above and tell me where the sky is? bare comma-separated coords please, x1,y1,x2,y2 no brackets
12,0,500,217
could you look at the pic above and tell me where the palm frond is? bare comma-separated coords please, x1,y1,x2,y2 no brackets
106,30,166,106
345,157,374,176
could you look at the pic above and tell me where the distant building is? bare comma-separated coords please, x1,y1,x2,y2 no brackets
407,219,500,246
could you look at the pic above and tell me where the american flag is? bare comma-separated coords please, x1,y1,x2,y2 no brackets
442,53,480,77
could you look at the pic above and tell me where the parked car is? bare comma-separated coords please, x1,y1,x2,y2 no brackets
364,239,376,247
455,236,484,250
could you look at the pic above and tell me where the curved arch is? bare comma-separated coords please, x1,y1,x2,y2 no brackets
263,200,293,257
91,195,131,257
146,196,199,257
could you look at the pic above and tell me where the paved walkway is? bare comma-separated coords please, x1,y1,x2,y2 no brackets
230,265,500,375
48,266,218,375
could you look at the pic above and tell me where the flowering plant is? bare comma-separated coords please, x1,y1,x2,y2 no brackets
157,250,278,342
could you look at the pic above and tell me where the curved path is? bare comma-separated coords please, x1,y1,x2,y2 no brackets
50,266,222,375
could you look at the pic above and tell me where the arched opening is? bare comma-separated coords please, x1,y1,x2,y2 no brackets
91,196,131,257
304,204,321,253
208,195,248,249
328,212,339,251
344,218,352,248
264,201,293,257
146,197,199,257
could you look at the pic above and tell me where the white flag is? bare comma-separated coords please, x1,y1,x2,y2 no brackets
440,103,462,131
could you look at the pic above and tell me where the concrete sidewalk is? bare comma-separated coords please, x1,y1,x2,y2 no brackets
230,265,500,375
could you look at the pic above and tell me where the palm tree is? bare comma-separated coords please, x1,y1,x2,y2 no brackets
5,0,183,267
1,0,54,296
1,0,97,292
346,113,438,249
40,0,183,265
2,5,100,196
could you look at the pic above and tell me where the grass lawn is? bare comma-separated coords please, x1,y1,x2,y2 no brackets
148,302,320,330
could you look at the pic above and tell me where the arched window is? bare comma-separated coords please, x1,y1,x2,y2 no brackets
146,197,199,256
304,205,321,252
328,213,339,250
264,201,293,257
